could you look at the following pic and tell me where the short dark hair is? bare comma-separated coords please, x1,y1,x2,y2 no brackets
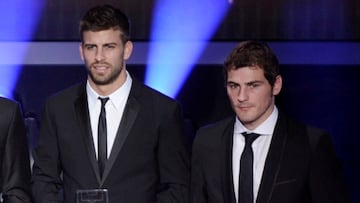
223,40,280,87
79,4,130,43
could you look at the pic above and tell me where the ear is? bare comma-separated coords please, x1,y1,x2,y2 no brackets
79,43,84,61
272,75,282,96
124,41,133,60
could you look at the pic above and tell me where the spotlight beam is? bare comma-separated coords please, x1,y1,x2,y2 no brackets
146,0,229,98
0,0,44,98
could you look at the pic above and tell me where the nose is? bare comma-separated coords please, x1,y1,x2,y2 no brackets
237,86,249,102
95,48,105,62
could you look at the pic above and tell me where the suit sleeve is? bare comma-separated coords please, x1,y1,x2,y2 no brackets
31,101,63,203
156,103,190,203
308,128,352,203
190,129,208,203
1,103,32,203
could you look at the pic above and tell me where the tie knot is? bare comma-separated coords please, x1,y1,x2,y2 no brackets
98,97,109,107
242,132,261,145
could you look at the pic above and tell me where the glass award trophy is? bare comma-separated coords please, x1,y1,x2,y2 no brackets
76,189,109,203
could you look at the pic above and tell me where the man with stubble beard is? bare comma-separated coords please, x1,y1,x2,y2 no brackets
32,5,189,203
190,41,350,203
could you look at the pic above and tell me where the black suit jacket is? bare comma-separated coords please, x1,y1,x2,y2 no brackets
0,97,31,203
32,79,190,203
191,112,351,203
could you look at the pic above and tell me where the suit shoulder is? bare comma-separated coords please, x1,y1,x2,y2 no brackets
132,80,179,108
305,125,332,151
0,97,19,109
0,97,23,127
140,83,175,101
284,115,328,137
0,97,21,117
279,113,331,148
46,83,84,103
193,117,233,145
198,117,234,134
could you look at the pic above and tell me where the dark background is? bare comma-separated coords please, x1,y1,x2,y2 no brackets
5,0,360,201
27,0,360,41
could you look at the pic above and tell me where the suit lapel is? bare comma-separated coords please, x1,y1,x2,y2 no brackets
100,81,140,185
74,85,102,184
256,113,288,203
101,97,139,185
221,117,237,203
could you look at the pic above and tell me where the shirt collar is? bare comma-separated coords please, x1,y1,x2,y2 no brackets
86,71,132,109
234,106,278,136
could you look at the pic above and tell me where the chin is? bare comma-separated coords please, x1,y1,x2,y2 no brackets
94,80,112,86
90,77,108,85
237,114,255,124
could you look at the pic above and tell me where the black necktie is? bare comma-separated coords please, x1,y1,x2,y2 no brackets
239,132,261,203
98,97,109,178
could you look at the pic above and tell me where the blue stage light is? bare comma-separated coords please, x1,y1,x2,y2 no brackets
146,0,230,98
0,0,44,98
0,68,22,98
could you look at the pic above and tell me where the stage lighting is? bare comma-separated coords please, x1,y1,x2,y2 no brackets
146,0,230,98
0,0,44,98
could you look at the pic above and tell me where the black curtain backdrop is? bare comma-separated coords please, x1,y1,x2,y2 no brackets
30,0,360,41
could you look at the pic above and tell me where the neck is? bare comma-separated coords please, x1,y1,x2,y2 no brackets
89,71,127,96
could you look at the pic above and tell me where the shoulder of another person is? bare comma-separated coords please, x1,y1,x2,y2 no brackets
0,97,19,113
0,97,17,106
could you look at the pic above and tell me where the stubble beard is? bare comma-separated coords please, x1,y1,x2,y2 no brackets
235,96,275,128
88,63,123,86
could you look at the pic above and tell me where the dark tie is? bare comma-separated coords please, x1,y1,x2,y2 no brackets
98,97,109,178
239,132,261,203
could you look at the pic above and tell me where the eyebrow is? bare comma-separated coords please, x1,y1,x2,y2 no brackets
227,80,263,85
103,42,118,46
245,80,263,85
83,42,118,46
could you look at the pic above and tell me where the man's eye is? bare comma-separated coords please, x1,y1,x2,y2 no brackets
85,45,95,50
249,83,259,88
228,83,238,89
105,45,115,49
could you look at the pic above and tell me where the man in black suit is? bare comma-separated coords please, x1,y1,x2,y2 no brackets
190,41,350,203
0,97,31,203
31,5,189,203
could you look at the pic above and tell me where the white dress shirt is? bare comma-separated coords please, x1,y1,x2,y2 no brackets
87,72,132,159
232,107,278,203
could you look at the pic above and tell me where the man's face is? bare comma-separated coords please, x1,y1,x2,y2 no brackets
80,28,132,86
226,66,282,130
